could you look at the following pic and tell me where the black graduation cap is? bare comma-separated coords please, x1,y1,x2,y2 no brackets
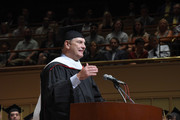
3,104,23,114
171,107,180,114
56,24,84,47
23,112,33,120
167,107,180,119
162,109,169,116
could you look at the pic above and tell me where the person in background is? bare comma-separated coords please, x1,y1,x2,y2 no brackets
37,29,60,65
167,3,180,28
81,41,105,62
2,11,16,27
61,7,79,26
0,22,12,39
3,104,23,120
105,18,129,51
45,10,56,23
103,37,129,61
162,110,169,120
155,18,173,46
146,34,170,58
20,8,31,26
128,38,148,59
7,27,39,66
171,23,180,56
135,4,155,26
156,0,175,18
127,1,137,17
155,18,173,38
35,17,50,35
0,41,11,67
167,107,180,120
33,25,104,120
98,11,113,35
128,20,150,52
173,23,180,36
81,8,95,36
85,23,105,53
12,15,27,37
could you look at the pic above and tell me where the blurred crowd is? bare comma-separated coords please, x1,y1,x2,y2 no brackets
0,0,180,67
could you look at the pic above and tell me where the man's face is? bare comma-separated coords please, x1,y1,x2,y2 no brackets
90,25,97,35
114,20,122,31
68,37,86,60
136,42,145,51
9,111,20,120
24,28,32,40
110,38,119,50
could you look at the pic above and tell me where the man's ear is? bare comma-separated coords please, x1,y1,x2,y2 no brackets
64,40,70,49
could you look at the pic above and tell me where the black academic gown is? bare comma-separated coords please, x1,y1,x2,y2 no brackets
40,62,104,120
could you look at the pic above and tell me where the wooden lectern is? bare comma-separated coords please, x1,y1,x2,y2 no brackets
70,102,162,120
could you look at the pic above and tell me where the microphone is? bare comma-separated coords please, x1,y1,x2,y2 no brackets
103,74,126,85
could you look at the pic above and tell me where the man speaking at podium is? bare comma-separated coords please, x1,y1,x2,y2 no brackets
39,25,104,120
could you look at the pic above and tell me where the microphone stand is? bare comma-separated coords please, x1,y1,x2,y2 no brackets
113,81,135,104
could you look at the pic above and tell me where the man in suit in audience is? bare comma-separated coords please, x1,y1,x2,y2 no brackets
103,37,129,61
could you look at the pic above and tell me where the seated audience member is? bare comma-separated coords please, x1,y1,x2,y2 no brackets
37,29,60,65
166,3,180,27
171,24,180,56
146,34,170,58
61,7,79,26
0,41,11,67
85,23,105,52
20,8,31,26
135,4,155,26
127,1,137,17
2,11,16,27
3,104,23,120
45,10,58,32
155,18,173,38
98,11,113,34
81,9,95,36
103,37,129,61
7,28,39,66
173,23,180,36
128,38,148,59
81,41,104,62
45,10,56,23
156,0,175,18
0,22,12,39
105,18,129,51
35,17,50,35
128,20,150,52
12,15,27,37
155,18,173,46
81,20,91,36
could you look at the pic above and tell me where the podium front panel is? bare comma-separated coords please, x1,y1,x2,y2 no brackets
70,102,162,120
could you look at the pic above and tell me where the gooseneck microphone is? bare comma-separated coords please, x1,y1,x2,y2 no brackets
103,74,126,85
103,74,135,104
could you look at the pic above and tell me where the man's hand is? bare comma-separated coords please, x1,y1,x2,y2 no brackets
77,63,98,80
